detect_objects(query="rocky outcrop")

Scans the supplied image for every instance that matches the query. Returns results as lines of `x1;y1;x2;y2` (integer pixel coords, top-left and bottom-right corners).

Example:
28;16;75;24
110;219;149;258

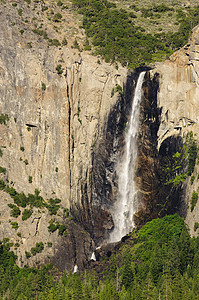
134;25;199;234
0;0;128;269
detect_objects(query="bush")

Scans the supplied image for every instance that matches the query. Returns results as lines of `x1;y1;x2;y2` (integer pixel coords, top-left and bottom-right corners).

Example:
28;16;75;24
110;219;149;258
57;0;63;6
62;38;68;46
58;224;66;235
0;114;9;125
41;82;46;91
116;84;122;94
48;222;58;233
0;166;6;174
0;149;2;157
22;209;33;221
53;13;62;22
191;191;198;212
20;146;25;152
24;159;28;165
32;29;48;39
48;39;61;47
29;176;32;183
25;251;31;258
11;222;19;230
31;242;44;256
18;9;23;16
56;64;63;76
0;180;5;190
8;204;21;218
191;175;195;185
194;222;199;231
46;198;61;215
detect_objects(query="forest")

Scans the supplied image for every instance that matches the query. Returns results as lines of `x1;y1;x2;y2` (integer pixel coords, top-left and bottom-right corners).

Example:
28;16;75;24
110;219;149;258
0;214;199;299
72;0;199;68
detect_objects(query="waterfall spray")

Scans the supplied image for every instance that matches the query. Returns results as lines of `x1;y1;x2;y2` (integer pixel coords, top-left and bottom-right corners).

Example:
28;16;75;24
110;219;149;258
109;71;146;243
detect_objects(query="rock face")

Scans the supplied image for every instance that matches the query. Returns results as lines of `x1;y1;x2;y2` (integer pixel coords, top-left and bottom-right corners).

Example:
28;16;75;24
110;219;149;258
0;0;128;270
134;25;199;235
1;1;199;272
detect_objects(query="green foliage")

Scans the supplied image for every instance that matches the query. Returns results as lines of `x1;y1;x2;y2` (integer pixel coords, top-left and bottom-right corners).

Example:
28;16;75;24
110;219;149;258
111;88;114;97
8;204;21;218
42;6;48;11
0;149;2;157
56;64;63;76
25;251;31;258
20;146;25;151
30;242;44;256
55;167;58;172
58;224;66;235
28;176;32;183
48;38;61;46
191;175;195;185
1;214;199;299
116;84;122;94
41;82;46;91
48;220;66;235
11;222;19;230
161;147;187;186
22;209;33;221
0;114;9;125
18;8;23;16
46;198;61;215
12;3;17;7
73;38;80;51
62;37;68;46
53;12;62;22
4;185;45;208
47;242;52;247
57;0;63;6
32;28;48;39
194;222;199;231
137;214;185;243
191;191;198;212
71;0;199;67
24;159;28;165
48;222;58;233
0;180;5;190
0;166;6;174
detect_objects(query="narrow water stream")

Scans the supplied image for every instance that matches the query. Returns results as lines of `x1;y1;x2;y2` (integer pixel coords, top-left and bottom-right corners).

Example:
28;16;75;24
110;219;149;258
109;71;146;243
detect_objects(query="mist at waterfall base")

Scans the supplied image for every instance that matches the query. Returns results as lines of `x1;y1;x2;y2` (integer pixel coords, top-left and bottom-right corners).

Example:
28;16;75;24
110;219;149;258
109;72;146;243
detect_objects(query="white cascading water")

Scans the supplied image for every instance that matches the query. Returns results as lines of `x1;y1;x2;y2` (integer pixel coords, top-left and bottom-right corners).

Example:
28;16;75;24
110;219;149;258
109;71;146;243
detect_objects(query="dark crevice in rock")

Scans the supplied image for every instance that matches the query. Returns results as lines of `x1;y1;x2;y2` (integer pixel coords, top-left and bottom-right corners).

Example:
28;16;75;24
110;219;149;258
31;217;41;236
67;83;72;192
25;123;37;128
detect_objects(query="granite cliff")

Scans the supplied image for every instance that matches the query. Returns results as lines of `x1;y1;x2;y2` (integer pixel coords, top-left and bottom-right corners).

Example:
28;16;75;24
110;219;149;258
1;0;199;272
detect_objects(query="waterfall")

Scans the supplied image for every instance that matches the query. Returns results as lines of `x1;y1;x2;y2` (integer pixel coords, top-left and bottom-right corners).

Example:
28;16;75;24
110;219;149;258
109;71;146;243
